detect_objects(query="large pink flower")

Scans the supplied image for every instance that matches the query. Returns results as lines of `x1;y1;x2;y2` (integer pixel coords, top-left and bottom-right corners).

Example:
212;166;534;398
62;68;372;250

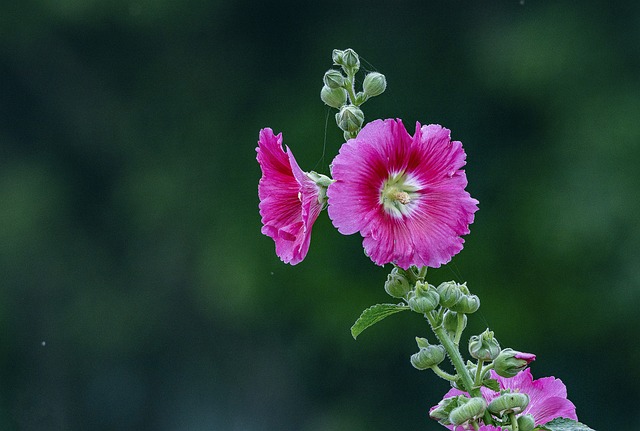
327;119;478;269
257;128;323;265
432;369;578;430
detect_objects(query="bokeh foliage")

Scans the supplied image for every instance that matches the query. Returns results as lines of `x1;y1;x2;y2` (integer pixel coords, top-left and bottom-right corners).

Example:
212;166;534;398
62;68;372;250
1;1;638;430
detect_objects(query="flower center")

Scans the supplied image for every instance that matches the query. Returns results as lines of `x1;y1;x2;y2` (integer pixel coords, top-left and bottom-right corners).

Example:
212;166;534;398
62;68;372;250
379;172;420;218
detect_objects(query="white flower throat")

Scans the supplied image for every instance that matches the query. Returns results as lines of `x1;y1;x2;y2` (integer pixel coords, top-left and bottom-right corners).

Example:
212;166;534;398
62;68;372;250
379;172;420;218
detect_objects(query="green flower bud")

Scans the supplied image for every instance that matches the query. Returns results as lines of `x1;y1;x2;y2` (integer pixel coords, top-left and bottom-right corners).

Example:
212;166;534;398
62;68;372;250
323;69;345;89
407;281;439;313
363;72;387;97
493;348;536;378
443;310;466;335
468;329;501;361
384;267;413;298
449;397;487;426
430;396;461;425
332;49;344;65
321;85;347;109
458;282;471;295
410;338;445;370
335;105;364;133
341;48;360;72
437;281;462;308
487;391;529;416
517;414;536;431
450;294;480;314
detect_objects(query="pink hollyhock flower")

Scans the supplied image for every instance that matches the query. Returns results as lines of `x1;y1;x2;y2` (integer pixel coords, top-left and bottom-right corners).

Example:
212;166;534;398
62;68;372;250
327;119;478;269
256;128;324;265
431;369;578;430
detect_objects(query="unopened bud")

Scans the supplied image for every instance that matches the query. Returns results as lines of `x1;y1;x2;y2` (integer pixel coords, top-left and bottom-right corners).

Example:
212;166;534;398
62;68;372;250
335;105;364;133
449;397;487;426
518;414;536;431
443;310;466;335
494;348;536;378
450;293;480;314
321;85;347;109
407;281;439;313
363;72;387;97
410;338;445;370
332;49;344;65
323;69;345;89
487;391;529;416
468;329;501;361
341;48;360;72
437;281;462;308
384;267;412;298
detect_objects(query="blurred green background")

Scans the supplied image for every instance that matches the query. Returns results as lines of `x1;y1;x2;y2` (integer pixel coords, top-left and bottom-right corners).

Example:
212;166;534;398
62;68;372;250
1;1;639;430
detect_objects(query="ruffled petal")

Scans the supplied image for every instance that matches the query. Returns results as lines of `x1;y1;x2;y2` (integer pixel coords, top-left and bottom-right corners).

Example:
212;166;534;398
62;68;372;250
327;119;478;269
257;128;321;265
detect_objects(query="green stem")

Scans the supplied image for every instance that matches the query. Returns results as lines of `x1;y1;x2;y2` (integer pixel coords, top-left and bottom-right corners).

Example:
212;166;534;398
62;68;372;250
426;312;475;393
344;74;358;105
509;412;519;431
454;312;465;346
482;362;494;376
417;266;428;280
474;360;485;386
426;311;495;426
430;365;457;382
471;420;480;431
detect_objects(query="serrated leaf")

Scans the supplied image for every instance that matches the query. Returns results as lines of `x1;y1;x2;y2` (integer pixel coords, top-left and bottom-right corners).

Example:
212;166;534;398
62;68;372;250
350;303;409;339
482;378;500;392
536;417;596;431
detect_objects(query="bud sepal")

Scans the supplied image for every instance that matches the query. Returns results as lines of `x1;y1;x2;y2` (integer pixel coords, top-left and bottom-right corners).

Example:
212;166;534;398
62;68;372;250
407;281;439;314
493;348;536;378
410;337;446;370
468;329;501;361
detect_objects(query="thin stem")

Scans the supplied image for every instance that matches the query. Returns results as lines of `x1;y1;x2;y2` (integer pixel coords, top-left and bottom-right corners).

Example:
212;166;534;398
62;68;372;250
508;412;519;431
426;312;475;393
454;312;465;346
471;420;480;431
430;365;457;382
481;362;494;376
417;266;428;280
474;360;485;386
344;73;358;105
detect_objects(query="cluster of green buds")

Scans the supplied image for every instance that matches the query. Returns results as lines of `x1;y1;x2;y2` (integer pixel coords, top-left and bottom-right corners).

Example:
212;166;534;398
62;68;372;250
320;48;387;141
377;265;537;429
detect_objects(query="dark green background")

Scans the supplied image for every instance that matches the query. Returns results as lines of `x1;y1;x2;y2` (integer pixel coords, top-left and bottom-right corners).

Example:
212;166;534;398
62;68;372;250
1;1;638;430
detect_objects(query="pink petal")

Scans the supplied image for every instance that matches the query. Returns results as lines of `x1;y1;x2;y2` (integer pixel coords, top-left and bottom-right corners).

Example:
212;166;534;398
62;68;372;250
328;119;478;269
257;128;322;265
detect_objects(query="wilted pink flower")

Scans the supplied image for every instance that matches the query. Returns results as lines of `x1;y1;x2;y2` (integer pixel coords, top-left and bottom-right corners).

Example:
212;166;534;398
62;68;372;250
257;128;323;265
432;369;578;430
327;119;478;269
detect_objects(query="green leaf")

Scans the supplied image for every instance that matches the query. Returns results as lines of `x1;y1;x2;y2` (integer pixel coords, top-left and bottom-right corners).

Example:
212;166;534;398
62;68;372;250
350;303;409;339
482;378;500;392
536;417;596;431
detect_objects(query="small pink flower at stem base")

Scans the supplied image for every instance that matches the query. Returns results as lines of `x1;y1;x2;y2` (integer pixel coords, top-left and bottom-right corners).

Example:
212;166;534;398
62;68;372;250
327;119;479;269
431;369;578;430
256;128;323;265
